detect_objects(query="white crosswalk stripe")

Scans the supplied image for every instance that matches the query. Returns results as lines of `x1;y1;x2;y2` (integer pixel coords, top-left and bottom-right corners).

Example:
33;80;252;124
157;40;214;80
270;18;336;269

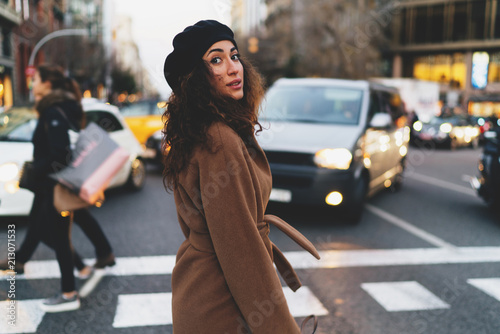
111;287;328;329
361;281;450;312
11;246;500;281
467;278;500;302
3;250;500;333
0;299;45;334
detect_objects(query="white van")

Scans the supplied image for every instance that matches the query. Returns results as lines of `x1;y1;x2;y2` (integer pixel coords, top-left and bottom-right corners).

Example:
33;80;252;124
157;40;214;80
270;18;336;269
258;78;410;222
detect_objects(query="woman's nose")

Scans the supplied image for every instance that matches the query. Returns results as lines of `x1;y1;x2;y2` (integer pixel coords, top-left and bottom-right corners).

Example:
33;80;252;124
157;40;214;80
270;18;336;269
227;60;238;75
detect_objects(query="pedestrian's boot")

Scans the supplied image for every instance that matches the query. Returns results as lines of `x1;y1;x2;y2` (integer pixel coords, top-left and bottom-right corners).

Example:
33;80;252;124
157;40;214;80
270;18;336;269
94;253;116;269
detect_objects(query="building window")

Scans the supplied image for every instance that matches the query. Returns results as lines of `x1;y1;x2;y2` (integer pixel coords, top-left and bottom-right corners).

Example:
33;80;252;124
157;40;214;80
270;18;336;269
414;7;427;44
452;2;468;41
2;29;11;57
470;1;486;40
413;53;465;88
429;5;445;43
488;52;500;83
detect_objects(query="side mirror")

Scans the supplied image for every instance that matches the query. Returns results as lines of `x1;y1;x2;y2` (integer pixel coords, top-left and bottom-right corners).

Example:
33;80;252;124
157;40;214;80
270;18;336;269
369;113;392;128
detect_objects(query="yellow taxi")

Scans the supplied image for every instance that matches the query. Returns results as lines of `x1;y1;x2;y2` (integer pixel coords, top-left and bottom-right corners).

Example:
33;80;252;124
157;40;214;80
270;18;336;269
119;100;166;144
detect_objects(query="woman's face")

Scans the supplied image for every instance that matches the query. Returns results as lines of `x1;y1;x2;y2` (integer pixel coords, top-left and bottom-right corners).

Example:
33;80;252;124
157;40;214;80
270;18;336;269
32;71;52;102
203;40;244;100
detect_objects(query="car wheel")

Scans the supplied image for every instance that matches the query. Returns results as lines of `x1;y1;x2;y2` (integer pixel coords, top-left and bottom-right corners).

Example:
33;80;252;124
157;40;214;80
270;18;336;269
449;137;457;150
344;175;368;223
126;157;146;191
391;159;405;192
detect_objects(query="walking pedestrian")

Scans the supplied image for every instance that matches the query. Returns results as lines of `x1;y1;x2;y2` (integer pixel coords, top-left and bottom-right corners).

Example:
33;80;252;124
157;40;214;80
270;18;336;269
21;64;113;312
162;20;320;333
0;208;116;276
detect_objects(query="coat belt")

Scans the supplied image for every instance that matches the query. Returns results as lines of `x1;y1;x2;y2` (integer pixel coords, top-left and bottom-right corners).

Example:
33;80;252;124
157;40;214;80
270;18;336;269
187;214;320;292
264;214;320;292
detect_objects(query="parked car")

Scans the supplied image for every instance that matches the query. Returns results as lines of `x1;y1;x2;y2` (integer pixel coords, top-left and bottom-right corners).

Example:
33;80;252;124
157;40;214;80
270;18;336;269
119;100;166;145
144;129;165;166
471;128;500;211
412;107;480;149
257;78;410;222
0;98;146;216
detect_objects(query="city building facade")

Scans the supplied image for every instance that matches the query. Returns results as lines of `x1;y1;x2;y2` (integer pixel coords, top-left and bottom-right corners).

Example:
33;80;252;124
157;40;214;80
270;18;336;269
389;0;500;112
0;0;21;109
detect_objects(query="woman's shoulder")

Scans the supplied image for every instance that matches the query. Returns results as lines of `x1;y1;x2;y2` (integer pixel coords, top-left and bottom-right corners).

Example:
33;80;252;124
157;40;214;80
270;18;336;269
207;122;240;141
194;122;244;160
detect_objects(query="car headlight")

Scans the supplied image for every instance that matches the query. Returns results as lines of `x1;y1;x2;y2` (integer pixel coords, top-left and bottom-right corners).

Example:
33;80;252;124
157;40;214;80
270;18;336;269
439;123;452;133
0;162;20;182
413;121;422;132
314;148;352;170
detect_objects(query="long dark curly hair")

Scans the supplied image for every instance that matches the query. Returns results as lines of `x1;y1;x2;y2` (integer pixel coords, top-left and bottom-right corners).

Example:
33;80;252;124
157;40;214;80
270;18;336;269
162;56;265;190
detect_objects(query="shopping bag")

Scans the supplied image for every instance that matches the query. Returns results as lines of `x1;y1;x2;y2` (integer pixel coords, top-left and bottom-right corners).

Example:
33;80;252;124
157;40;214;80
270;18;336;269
50;122;129;206
53;183;104;213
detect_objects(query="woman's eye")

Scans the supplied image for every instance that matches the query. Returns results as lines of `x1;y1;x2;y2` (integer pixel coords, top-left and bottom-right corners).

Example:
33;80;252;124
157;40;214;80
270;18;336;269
231;53;241;61
211;57;222;64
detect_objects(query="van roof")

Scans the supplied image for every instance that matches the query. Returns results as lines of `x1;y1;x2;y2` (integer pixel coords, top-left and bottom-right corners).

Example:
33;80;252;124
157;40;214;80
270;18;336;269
272;77;397;93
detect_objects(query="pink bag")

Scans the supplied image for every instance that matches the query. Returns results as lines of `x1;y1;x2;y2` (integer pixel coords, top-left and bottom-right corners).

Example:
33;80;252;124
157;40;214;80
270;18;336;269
50;122;129;205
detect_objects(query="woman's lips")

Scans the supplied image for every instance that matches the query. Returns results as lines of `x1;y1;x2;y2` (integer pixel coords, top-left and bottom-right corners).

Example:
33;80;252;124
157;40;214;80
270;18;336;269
227;79;242;90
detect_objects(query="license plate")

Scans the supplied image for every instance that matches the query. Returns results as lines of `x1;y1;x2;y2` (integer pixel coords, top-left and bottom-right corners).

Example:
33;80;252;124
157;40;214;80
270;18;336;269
419;133;432;140
269;188;292;203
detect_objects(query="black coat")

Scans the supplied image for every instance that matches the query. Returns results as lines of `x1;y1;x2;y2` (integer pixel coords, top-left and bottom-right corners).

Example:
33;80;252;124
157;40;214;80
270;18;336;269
32;90;83;192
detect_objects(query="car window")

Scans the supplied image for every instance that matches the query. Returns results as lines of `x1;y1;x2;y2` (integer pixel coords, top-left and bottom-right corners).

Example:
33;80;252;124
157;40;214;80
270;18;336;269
120;101;164;117
367;91;383;122
85;111;123;133
261;86;363;125
0;119;37;142
0;109;37;142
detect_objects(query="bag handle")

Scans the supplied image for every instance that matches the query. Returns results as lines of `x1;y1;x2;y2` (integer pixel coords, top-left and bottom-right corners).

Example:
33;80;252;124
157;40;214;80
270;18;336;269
301;314;318;334
54;107;79;132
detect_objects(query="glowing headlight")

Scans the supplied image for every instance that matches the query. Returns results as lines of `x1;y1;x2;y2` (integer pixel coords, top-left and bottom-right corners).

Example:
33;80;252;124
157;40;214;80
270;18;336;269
0;163;19;182
413;121;423;132
439;123;452;133
314;148;352;170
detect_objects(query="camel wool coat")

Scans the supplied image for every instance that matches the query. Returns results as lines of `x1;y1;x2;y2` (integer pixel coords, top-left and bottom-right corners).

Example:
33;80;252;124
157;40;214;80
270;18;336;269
171;122;320;334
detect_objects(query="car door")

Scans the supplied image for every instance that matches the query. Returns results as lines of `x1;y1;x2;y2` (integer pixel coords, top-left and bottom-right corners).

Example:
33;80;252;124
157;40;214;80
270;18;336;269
378;90;406;181
363;90;388;190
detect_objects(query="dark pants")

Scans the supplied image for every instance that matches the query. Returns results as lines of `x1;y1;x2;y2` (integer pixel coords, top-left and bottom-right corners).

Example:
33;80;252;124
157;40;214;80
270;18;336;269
17;191;113;292
21;189;76;292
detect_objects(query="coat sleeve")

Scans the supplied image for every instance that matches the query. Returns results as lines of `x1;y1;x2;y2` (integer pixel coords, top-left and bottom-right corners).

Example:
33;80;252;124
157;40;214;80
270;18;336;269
197;124;301;333
33;108;72;178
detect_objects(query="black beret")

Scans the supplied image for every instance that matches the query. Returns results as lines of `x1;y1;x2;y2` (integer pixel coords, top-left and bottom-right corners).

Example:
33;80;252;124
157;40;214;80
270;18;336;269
164;20;238;92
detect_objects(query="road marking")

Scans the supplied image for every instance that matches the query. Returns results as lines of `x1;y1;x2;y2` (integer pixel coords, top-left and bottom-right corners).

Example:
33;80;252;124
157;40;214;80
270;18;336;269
79;268;106;298
113;293;172;328
7;247;500;280
112;287;328;328
406;173;476;197
467;278;500;302
361;281;450;312
0;299;44;333
285;247;500;269
11;255;176;280
284;286;329;318
365;204;457;250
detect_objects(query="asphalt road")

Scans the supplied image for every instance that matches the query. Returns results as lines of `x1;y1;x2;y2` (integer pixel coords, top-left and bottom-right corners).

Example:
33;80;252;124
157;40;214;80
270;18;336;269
1;146;500;334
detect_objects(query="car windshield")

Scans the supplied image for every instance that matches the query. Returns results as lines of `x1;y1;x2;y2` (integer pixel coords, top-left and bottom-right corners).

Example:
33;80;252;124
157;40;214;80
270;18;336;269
120;101;165;117
0;108;37;142
260;85;363;125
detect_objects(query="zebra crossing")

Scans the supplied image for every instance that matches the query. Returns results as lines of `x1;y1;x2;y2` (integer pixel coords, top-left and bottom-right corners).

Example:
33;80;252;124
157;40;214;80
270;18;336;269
2;248;500;333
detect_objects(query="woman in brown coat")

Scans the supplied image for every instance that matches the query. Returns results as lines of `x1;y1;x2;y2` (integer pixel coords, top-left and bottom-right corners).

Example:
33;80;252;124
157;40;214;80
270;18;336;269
162;20;320;333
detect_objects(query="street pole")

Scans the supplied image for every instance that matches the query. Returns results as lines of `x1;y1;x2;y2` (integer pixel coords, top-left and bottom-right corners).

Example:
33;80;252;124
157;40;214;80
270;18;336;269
28;29;89;66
